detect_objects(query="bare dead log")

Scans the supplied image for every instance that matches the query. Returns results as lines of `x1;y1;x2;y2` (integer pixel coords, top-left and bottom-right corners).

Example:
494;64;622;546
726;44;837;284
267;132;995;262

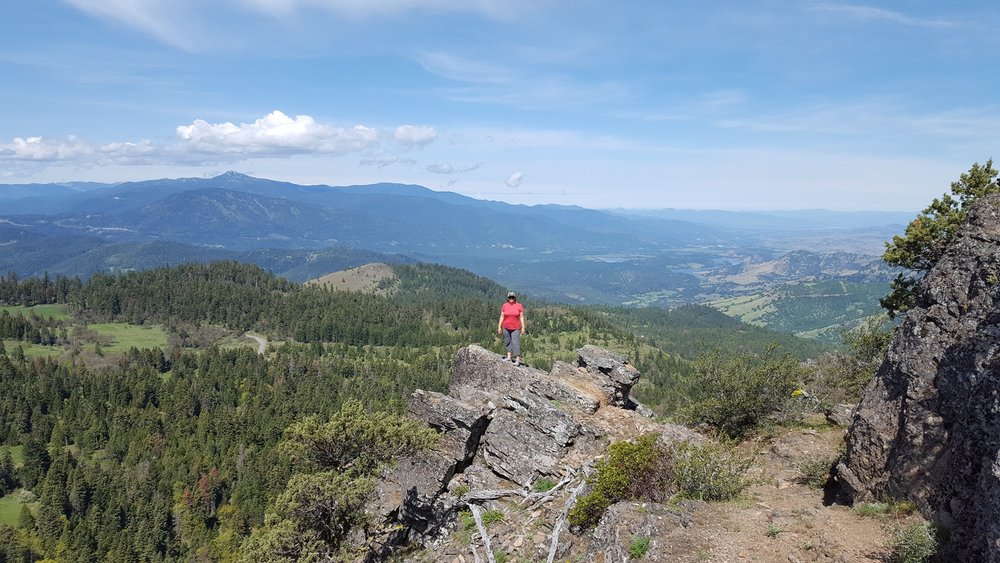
468;503;496;563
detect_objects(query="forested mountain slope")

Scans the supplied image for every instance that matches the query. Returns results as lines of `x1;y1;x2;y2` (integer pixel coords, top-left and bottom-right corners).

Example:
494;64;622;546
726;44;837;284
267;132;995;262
0;261;831;560
0;173;899;338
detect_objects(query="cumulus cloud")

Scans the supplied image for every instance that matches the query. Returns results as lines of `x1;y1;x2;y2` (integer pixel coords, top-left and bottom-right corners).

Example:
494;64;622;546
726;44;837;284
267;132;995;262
394;125;437;149
177;110;378;156
426;162;481;174
505;171;524;188
1;111;426;167
0;135;157;164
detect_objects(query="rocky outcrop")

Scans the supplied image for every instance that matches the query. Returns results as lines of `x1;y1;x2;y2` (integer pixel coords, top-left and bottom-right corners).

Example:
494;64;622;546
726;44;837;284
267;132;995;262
368;344;701;554
587;500;705;562
837;194;1000;560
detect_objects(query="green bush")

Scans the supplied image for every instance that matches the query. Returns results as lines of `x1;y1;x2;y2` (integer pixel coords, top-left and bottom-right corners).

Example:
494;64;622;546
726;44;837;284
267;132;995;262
670;441;753;502
460;510;476;531
568;434;671;528
854;499;918;518
796;456;837;489
886;522;937;563
532;478;556;493
568;434;753;528
809;315;893;404
682;346;805;440
481;509;504;526
629;536;650;559
854;502;889;517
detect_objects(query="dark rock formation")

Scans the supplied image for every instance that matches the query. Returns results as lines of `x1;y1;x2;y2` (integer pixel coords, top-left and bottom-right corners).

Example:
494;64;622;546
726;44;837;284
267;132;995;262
368;344;701;553
837;194;1000;560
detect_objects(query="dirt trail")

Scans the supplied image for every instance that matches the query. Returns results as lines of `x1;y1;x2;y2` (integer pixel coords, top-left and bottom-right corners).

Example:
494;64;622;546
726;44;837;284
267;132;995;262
689;425;908;562
246;333;267;354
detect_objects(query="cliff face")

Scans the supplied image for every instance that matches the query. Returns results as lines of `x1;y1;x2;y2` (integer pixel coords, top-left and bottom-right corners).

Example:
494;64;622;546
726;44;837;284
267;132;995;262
838;194;1000;560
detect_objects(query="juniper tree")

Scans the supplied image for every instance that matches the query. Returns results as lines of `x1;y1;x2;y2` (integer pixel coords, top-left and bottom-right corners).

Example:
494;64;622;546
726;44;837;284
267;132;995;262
882;159;999;316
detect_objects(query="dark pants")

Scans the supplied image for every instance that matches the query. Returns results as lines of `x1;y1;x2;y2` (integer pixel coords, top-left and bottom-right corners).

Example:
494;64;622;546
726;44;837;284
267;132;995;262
503;328;521;356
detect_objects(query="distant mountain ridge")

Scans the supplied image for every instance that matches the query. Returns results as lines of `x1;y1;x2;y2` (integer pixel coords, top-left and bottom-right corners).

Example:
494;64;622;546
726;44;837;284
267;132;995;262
0;172;905;337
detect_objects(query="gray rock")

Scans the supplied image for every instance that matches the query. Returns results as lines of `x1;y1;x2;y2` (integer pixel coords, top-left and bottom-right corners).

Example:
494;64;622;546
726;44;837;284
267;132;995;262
576;344;641;407
838;193;1000;561
587;501;706;562
367;342;702;557
481;406;578;486
824;403;855;426
409;390;492;464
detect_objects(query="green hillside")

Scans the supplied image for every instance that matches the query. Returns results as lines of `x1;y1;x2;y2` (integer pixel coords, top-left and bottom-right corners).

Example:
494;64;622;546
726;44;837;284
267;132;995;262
709;280;888;340
0;261;835;561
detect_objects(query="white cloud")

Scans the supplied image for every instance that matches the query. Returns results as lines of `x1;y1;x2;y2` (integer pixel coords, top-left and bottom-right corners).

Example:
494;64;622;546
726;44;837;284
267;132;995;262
809;3;957;29
360;155;416;168
243;0;529;19
0;135;157;164
176;110;378;156
65;0;204;51
415;51;629;110
1;111;414;166
715;99;1000;142
505;171;524;188
426;162;481;174
65;0;539;51
1;136;92;161
394;125;437;148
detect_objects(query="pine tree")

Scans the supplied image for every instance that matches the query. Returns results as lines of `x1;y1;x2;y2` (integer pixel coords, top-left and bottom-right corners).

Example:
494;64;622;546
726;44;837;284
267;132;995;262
882;159;1000;316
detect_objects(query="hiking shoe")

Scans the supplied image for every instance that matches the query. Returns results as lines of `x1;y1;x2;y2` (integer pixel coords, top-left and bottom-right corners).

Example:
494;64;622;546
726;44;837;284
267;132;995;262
501;357;511;362
514;360;521;367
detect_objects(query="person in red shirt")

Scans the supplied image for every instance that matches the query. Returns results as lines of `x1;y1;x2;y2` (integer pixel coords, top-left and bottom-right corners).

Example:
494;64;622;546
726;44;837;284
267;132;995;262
497;291;527;366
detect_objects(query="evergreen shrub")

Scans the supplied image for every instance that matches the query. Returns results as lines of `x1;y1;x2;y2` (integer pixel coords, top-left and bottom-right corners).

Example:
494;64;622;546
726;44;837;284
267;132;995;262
568;434;752;528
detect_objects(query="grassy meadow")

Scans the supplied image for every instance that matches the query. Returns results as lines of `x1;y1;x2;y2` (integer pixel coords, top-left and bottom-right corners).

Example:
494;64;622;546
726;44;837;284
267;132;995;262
88;323;168;353
0;304;69;320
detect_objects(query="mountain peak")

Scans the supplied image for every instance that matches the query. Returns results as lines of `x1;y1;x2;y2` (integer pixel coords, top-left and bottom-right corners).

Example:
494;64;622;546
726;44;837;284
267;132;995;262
216;171;253;181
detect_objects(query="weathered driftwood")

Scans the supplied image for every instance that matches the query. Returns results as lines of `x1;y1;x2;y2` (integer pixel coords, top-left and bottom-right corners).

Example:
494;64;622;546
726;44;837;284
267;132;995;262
547;478;588;563
524;475;572;509
468;503;496;563
460;488;526;503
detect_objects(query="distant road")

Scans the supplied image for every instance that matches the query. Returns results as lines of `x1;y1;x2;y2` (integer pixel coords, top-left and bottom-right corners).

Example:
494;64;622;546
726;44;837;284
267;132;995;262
246;333;267;355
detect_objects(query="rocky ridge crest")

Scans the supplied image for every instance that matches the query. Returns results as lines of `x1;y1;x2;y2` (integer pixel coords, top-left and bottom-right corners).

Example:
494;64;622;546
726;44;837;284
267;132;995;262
365;344;702;560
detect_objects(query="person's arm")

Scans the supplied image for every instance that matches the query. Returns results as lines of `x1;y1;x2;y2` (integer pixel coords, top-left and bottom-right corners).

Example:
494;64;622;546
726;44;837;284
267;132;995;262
519;310;527;334
498;310;504;334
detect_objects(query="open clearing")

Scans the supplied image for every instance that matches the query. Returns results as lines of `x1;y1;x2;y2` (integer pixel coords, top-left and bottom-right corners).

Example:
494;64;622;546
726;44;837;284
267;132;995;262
0;445;24;467
0;494;38;528
1;340;63;359
0;304;69;320
89;323;168;353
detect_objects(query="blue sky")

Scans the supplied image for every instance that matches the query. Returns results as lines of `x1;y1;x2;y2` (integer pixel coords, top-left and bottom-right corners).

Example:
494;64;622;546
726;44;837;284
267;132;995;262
1;1;998;210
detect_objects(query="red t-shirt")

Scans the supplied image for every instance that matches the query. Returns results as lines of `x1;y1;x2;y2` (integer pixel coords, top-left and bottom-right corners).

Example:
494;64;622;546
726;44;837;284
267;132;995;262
501;302;524;330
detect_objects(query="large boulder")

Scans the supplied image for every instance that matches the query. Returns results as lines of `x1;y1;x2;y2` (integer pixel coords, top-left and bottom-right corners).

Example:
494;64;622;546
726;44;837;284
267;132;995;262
837;194;1000;560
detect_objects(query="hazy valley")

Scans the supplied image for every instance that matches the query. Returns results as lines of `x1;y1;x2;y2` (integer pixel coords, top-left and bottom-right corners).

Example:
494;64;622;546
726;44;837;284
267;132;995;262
0;172;905;339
